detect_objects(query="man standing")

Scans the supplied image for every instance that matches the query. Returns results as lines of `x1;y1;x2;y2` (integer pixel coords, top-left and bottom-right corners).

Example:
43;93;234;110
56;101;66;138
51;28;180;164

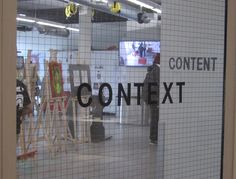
138;42;144;57
143;53;160;145
16;80;32;139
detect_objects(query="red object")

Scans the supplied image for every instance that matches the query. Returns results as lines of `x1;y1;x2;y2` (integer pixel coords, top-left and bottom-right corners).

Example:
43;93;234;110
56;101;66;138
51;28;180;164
17;150;37;160
138;57;147;64
43;91;70;112
49;62;64;98
49;92;70;111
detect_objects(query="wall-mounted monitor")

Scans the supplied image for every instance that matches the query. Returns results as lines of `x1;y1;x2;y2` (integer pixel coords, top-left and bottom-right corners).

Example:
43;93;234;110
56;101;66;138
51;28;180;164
119;41;160;66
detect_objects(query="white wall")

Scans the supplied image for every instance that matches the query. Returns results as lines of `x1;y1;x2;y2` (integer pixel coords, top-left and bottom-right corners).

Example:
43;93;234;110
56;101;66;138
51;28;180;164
17;30;79;57
92;22;126;50
92;21;161;49
125;19;161;41
17;30;79;83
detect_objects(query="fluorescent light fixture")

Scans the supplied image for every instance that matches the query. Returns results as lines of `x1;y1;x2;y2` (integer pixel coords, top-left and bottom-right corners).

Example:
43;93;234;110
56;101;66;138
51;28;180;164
153;8;162;14
18;14;26;17
127;0;153;9
16;17;36;23
37;21;66;29
127;0;162;14
64;0;80;6
66;27;80;32
96;0;108;3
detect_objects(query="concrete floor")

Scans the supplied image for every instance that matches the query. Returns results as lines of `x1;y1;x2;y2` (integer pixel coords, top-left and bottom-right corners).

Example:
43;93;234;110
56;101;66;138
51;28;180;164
17;121;164;179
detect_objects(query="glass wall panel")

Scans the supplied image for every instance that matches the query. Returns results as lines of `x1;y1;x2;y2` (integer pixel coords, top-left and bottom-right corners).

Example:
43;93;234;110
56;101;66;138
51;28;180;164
15;0;225;179
160;0;225;178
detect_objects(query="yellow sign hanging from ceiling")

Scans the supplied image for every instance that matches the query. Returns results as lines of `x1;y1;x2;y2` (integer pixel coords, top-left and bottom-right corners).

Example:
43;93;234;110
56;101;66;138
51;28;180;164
65;3;78;18
110;1;121;14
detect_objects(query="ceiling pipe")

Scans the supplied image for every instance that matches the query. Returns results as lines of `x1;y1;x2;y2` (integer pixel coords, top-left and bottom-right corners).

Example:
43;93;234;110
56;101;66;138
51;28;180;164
70;0;143;21
18;0;160;22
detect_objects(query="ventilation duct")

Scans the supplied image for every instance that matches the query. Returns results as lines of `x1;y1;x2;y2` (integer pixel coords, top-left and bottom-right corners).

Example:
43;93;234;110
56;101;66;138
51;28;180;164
72;0;139;21
37;25;70;37
17;25;33;32
18;0;160;22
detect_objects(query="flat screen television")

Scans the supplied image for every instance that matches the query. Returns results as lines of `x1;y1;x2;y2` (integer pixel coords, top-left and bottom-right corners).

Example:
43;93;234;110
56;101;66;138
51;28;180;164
119;41;160;66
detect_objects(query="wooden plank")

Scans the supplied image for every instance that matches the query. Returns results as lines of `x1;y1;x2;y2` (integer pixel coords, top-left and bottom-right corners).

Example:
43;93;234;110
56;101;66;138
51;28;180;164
1;0;16;179
223;0;236;178
230;0;236;177
0;0;3;177
17;150;37;160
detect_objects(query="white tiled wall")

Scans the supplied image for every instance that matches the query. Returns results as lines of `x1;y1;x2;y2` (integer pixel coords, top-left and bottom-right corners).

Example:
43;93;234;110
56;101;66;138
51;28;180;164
160;0;225;178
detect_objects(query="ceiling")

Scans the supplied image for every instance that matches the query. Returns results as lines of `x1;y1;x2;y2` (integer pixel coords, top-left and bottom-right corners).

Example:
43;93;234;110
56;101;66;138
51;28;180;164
17;0;161;10
17;0;161;24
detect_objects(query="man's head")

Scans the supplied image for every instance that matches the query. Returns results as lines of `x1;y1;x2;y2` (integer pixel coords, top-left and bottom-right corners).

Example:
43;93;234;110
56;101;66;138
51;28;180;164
153;53;160;65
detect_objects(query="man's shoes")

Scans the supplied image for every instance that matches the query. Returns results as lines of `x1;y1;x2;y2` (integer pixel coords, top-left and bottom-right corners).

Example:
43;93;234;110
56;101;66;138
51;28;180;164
149;140;157;145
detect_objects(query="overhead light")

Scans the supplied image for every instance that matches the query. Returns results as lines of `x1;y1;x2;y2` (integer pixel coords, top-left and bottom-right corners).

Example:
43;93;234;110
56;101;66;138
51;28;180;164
127;0;153;9
16;17;36;23
96;0;108;3
66;27;80;32
153;8;161;14
64;0;80;6
17;15;80;32
127;0;162;14
18;14;26;17
37;21;66;29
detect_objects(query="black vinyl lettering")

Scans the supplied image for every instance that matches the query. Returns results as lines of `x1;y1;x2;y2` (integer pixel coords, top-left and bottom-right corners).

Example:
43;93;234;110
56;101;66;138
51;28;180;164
118;83;131;106
162;82;173;104
183;57;190;70
176;57;182;69
211;57;217;71
191;57;196;70
77;83;92;107
148;82;158;105
203;57;210;71
176;82;185;103
98;83;112;107
169;58;175;70
197;57;203;70
134;83;144;105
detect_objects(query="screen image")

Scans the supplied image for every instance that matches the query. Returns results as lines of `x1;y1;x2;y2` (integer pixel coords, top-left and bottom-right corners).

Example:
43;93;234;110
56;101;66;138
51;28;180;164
119;41;160;66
